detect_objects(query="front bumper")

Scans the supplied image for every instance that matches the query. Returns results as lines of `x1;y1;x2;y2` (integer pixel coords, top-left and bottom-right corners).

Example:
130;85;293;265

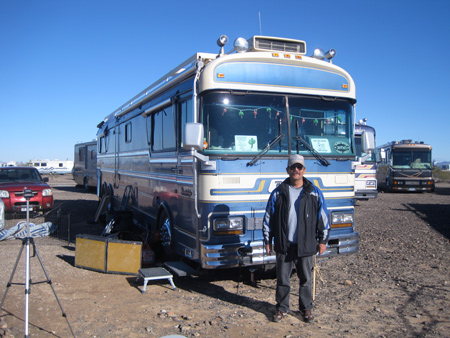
392;185;434;192
201;241;273;269
200;231;360;269
355;189;378;200
2;197;54;213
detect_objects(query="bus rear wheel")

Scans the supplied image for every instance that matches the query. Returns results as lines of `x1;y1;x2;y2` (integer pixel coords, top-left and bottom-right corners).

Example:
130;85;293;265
158;211;177;260
84;177;90;192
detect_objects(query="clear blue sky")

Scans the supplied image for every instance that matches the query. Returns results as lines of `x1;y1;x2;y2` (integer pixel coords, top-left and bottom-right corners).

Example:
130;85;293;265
1;0;449;163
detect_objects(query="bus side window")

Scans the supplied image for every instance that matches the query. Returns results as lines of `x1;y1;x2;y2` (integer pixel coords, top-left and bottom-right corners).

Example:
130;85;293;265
152;105;176;152
153;111;163;151
179;98;192;149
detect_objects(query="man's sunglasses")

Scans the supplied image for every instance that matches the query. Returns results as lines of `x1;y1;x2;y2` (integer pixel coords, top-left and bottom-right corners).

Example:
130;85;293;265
289;164;304;171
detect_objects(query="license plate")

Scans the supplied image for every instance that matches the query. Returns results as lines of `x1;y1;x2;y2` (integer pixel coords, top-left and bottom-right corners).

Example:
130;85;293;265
408;188;416;191
21;207;33;212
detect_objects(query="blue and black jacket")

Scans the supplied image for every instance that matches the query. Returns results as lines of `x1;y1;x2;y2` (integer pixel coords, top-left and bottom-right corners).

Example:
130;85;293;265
263;177;330;257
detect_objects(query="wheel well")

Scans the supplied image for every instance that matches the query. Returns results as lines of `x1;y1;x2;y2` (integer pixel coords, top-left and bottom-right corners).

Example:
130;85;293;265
157;202;174;228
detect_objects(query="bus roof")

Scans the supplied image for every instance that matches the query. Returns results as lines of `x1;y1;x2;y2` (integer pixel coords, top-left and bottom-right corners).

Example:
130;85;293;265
98;35;356;128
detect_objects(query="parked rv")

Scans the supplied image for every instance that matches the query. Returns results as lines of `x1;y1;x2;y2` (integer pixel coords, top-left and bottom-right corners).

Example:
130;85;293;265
376;140;434;192
96;35;370;270
32;160;74;175
73;141;98;191
352;121;377;200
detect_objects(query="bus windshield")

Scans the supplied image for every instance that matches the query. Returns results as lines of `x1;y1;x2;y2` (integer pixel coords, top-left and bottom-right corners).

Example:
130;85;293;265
201;92;354;157
392;149;432;169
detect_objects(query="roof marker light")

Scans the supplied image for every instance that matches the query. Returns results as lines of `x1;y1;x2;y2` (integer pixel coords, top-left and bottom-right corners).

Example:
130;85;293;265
311;48;325;60
234;37;249;53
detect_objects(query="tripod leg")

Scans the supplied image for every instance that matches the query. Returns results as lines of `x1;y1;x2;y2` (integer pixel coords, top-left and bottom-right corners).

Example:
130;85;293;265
31;240;76;337
0;240;26;309
25;238;31;337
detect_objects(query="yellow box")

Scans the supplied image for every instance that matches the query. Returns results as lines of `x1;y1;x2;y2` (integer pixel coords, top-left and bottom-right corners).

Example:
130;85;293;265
75;235;142;275
75;235;107;272
106;239;141;275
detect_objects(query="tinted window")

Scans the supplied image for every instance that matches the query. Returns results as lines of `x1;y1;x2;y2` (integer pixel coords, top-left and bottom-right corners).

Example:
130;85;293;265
152;106;175;151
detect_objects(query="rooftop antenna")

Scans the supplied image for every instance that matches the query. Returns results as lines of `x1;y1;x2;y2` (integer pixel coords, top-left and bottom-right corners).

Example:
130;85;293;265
259;12;262;35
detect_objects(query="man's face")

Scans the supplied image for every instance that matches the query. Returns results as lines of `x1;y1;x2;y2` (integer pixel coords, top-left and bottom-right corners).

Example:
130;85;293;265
286;163;306;180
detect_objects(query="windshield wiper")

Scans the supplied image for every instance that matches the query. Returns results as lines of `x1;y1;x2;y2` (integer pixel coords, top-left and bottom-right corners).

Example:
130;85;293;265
294;120;330;167
247;118;284;167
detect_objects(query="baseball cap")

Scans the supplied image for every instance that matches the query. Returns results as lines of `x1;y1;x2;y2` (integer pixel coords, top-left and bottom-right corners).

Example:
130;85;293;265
287;154;305;168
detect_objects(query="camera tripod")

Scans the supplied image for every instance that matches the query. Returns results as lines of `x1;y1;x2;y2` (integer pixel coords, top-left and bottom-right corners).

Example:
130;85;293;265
0;188;75;337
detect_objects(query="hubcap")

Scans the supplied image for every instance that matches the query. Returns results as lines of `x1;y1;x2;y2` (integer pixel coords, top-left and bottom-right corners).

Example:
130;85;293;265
160;218;171;247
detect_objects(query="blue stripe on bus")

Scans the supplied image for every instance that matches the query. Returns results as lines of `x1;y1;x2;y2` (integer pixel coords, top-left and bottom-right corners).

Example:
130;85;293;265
199;197;354;210
209;177;353;195
214;62;349;92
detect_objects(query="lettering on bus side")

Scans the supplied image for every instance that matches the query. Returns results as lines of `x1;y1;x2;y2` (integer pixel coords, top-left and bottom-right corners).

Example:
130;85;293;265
181;187;193;197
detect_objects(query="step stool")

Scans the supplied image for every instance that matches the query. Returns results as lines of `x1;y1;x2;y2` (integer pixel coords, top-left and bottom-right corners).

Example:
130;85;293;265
136;267;176;293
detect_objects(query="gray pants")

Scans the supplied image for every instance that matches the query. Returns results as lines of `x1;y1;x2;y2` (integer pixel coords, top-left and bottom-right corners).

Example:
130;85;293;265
275;246;314;313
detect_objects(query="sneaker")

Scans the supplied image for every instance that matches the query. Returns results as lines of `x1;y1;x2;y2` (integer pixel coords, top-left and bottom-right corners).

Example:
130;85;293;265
302;309;314;323
272;310;287;322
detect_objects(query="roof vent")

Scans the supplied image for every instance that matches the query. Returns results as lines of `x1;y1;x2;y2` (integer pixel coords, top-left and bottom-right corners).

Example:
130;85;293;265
248;36;306;54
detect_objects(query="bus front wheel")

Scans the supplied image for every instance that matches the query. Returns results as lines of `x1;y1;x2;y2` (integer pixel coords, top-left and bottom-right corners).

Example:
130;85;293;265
386;179;392;192
158;211;176;259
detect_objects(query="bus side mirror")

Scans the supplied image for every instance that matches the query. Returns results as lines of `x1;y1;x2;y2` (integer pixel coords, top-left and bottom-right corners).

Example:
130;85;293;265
183;123;204;151
362;130;375;153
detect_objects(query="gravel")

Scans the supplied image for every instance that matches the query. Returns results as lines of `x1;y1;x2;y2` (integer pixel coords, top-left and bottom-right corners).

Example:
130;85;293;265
0;176;449;338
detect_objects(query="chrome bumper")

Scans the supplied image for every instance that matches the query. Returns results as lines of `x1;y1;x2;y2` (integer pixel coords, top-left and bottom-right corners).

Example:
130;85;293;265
355;190;378;200
200;231;359;269
201;241;275;269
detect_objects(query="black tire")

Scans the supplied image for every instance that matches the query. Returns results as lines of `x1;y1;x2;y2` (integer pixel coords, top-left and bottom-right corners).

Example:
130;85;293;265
158;210;177;260
101;182;108;198
386;179;392;192
84;177;90;192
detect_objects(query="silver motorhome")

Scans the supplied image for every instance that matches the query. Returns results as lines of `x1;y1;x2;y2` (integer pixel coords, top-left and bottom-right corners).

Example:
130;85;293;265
352;121;377;200
73;141;97;191
96;35;367;269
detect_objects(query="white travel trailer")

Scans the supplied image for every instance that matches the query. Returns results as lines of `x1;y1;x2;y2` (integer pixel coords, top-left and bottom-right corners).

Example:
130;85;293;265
32;160;74;174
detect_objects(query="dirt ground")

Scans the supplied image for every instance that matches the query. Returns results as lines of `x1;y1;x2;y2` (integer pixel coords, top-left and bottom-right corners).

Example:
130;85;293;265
0;175;449;338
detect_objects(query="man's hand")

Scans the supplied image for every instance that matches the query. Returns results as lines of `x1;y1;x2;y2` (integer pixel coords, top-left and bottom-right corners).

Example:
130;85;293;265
318;243;327;255
265;243;273;255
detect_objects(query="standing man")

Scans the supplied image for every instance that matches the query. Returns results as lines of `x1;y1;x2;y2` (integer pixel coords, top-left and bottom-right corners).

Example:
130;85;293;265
263;154;329;323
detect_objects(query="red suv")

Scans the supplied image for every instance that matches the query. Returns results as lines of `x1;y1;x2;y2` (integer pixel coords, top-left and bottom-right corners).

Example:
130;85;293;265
0;167;54;213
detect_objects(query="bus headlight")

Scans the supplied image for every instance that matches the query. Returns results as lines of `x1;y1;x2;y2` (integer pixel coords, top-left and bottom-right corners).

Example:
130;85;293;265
331;212;353;228
213;216;244;236
0;190;9;198
42;189;53;197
